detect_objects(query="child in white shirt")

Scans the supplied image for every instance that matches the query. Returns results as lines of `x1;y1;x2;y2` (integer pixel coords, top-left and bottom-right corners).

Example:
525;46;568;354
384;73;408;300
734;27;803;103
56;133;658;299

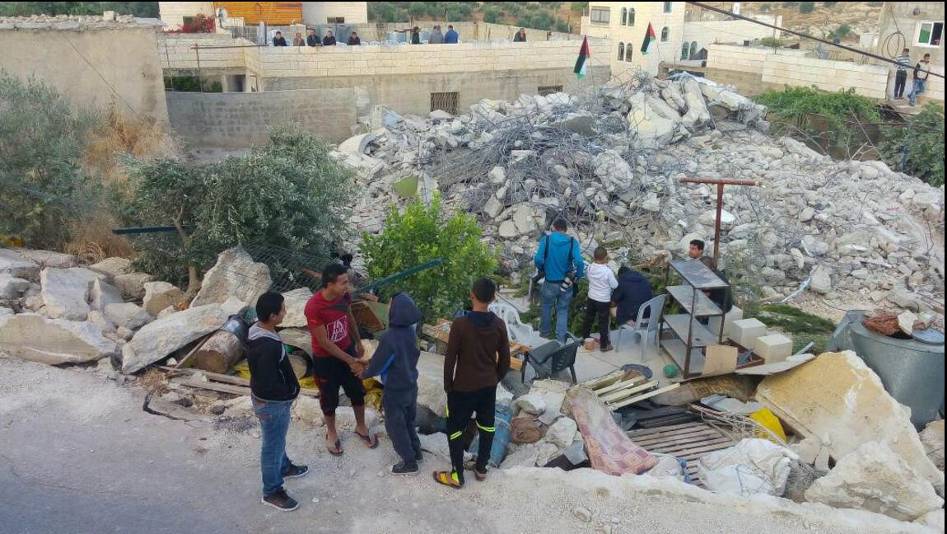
581;246;618;351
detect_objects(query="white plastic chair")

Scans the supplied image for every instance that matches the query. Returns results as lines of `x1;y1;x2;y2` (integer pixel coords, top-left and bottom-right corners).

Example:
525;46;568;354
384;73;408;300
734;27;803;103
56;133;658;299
488;301;547;348
614;294;668;361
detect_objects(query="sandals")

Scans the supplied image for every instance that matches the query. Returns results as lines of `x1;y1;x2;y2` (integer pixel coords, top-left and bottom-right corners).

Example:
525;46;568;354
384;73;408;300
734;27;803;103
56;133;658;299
326;432;343;456
433;470;464;489
354;429;379;449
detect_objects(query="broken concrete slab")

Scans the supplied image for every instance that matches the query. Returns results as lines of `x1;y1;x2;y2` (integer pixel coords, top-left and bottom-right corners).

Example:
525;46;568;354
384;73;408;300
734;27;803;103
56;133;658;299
0;249;40;279
40;267;104;320
121;303;231;374
190;247;271;308
0;274;31;299
14;249;76;268
0;313;118;365
757;351;945;494
545;416;577;449
754;333;792;363
804;441;943;521
919;419;944;471
103;302;152;331
280;287;312;329
90;278;124;312
113;272;153;300
416;351;447;416
142;281;184;316
810;265;833;294
88;257;132;280
514;393;546;416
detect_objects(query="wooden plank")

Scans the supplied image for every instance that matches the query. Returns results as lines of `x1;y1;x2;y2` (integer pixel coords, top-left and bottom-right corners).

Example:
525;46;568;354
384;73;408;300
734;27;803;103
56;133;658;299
654;439;735;457
580;369;626;390
594;375;648;396
633;429;728;446
175;333;213;369
629;424;717;439
627;422;706;438
609;383;681;409
181;379;251;396
600;381;657;403
637;433;731;450
169;367;319;398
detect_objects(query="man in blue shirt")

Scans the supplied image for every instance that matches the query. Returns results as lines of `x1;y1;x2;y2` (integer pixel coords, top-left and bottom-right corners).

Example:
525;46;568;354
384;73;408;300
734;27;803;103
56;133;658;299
444;25;459;44
533;218;585;342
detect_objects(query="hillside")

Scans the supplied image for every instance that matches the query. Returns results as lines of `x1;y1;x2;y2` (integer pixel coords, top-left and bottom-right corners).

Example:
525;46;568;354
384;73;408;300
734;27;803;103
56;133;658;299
692;2;883;43
368;2;584;33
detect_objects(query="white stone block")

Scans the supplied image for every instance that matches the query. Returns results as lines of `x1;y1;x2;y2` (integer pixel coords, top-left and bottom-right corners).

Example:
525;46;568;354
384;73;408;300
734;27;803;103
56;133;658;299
707;305;744;339
755;333;792;363
729;318;767;350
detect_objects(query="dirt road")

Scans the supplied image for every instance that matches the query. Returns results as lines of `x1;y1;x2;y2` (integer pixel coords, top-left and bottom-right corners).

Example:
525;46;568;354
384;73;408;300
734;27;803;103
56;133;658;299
0;356;930;534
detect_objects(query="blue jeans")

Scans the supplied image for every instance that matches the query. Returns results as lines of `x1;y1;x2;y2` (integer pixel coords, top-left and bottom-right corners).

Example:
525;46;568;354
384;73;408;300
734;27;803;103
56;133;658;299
909;78;926;105
540;281;573;342
252;396;294;496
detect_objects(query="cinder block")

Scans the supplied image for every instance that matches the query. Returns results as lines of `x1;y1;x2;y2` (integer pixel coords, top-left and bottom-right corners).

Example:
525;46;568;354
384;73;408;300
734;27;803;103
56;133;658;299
708;305;744;340
729;318;767;350
755;333;793;363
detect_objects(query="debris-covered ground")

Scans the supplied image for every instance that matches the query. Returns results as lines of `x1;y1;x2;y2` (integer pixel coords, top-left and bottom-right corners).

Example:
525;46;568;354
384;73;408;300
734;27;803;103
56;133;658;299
0;356;937;534
339;73;944;317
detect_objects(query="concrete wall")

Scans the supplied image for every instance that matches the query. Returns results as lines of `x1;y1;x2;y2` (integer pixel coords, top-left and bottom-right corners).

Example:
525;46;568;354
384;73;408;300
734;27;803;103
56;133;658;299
165;88;359;147
582;1;687;77
704;44;890;99
0;26;169;124
877;2;945;68
158;1;213;28
682;15;782;58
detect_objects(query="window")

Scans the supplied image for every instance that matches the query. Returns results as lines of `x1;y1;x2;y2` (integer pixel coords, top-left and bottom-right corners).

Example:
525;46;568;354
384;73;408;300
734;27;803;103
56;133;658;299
431;92;459;115
590;7;610;24
628;8;635;26
618;42;625;61
621;7;627;26
916;21;943;46
681;42;689;60
625;47;633;62
690;41;698;59
538;85;563;96
661;26;670;42
182;16;194;26
664;2;673;13
327;17;345;23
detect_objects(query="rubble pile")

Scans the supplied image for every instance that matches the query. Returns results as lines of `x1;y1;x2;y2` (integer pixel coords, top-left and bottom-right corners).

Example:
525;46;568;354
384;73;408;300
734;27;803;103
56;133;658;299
339;74;944;312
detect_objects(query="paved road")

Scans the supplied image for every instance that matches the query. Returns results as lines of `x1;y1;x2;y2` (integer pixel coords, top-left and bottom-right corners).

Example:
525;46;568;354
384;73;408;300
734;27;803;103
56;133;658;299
0;357;927;534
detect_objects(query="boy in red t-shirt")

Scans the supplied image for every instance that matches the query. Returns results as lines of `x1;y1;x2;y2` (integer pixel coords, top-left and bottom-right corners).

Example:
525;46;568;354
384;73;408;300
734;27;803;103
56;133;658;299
305;263;377;455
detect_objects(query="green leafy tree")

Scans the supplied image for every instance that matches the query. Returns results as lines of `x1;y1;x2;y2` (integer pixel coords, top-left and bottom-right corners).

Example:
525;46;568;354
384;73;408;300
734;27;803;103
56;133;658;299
0;72;100;248
361;194;498;321
483;6;501;23
799;2;815;13
129;129;354;292
880;104;945;187
0;2;158;17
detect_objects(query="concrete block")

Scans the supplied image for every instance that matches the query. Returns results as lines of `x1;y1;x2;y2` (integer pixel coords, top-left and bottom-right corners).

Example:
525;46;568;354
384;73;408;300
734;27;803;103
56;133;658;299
755;333;793;363
707;305;744;340
729;318;767;350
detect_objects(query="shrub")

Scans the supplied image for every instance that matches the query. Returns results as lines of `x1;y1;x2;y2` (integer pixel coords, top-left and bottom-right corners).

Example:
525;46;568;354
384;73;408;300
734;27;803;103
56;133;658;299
361;194;498;321
0;72;100;248
128;129;354;291
880;104;945;187
760;36;784;48
483;7;501;23
799;2;815;13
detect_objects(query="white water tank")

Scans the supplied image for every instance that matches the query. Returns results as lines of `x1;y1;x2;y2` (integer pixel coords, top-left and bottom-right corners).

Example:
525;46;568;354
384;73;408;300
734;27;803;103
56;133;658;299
302;2;368;25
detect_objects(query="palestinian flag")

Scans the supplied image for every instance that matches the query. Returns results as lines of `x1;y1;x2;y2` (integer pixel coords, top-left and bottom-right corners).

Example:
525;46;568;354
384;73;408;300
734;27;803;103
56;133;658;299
574;36;590;79
641;23;656;54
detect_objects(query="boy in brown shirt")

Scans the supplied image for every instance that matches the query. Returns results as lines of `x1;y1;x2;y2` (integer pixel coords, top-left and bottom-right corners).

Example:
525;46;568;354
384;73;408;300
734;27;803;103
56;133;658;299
434;278;511;488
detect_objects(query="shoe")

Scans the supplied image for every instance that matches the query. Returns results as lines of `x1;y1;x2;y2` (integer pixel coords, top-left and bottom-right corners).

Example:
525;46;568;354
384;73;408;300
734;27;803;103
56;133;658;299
600;344;614;352
415;450;424;463
391;461;420;476
433;470;464;488
474;465;488;481
262;489;299;512
282;464;309;479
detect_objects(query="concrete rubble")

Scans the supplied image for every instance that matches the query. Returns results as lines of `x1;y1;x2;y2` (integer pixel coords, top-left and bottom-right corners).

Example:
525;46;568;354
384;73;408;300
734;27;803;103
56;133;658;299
40;267;105;320
698;438;798;497
804;441;944;521
0;313;117;365
280;287;313;329
339;73;943;315
142;281;184;316
919;419;945;471
190;246;272;308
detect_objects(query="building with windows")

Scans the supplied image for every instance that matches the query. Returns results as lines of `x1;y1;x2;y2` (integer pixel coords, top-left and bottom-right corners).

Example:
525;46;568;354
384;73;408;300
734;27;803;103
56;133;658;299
157;2;368;29
580;2;686;77
876;2;943;102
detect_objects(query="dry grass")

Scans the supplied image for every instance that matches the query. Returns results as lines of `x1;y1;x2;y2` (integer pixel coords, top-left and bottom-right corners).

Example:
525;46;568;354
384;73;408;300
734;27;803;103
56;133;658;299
83;106;176;185
138;368;170;396
64;214;135;264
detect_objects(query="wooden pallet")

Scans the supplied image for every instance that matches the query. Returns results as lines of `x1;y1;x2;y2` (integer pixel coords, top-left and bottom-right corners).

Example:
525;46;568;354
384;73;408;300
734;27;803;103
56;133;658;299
627;421;736;487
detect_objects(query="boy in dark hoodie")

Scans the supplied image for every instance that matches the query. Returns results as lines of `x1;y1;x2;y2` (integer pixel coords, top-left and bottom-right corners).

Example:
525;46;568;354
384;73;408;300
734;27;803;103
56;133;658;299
361;292;424;476
434;278;511;488
247;292;306;512
612;265;653;326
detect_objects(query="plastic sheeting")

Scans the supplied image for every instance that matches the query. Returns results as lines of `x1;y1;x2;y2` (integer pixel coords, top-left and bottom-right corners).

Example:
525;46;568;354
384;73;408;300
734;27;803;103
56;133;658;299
698;438;798;497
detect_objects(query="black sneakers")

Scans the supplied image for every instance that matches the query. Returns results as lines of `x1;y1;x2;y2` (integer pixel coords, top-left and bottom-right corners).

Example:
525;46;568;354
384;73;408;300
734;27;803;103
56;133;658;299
391;461;420;476
282;463;309;479
474;465;488;481
262;489;299;512
415;450;424;463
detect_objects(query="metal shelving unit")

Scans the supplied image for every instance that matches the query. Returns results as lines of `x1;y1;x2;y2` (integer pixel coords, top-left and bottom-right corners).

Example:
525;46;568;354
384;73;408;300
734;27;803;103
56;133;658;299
660;259;730;379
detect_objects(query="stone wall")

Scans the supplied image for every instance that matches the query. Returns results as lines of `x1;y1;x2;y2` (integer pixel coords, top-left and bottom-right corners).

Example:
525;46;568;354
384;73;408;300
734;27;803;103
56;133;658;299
165;88;360;148
0;25;169;124
682;15;782;53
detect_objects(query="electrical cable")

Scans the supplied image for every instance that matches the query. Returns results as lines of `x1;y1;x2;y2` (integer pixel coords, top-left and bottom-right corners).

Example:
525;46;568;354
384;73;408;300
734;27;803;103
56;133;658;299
685;1;944;79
